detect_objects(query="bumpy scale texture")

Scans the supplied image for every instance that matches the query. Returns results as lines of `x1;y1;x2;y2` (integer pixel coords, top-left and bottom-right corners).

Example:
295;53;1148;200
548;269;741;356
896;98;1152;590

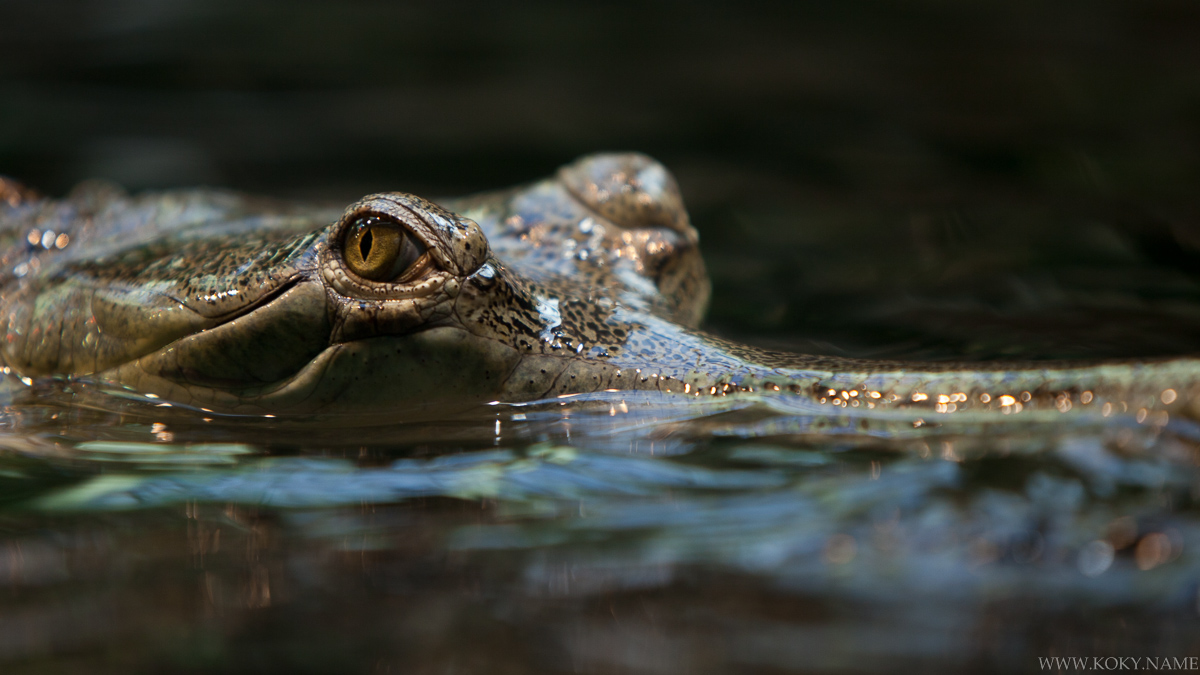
0;153;1197;423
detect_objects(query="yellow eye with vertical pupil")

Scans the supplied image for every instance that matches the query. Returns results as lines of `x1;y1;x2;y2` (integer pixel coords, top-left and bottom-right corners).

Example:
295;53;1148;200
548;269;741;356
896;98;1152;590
342;215;429;282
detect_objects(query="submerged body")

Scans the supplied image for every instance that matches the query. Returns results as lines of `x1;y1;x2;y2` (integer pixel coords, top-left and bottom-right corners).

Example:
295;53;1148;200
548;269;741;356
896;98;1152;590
0;156;1197;423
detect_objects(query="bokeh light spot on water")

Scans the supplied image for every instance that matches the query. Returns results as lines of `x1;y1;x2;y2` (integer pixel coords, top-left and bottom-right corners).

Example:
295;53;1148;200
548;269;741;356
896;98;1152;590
1135;533;1173;571
1078;540;1115;577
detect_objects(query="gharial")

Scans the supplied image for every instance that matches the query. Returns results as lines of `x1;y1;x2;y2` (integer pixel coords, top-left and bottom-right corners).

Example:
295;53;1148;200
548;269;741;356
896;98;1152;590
0;153;1197;424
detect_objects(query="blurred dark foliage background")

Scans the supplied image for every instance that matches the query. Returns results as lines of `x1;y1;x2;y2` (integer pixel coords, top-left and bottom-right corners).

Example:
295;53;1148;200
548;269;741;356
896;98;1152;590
4;0;1200;357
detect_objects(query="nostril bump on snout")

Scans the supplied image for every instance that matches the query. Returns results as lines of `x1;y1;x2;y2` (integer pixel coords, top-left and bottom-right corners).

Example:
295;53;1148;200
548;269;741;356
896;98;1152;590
559;152;694;238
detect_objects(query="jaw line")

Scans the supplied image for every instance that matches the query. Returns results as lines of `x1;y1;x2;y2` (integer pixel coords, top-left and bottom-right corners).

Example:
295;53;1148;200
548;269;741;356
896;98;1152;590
190;274;305;326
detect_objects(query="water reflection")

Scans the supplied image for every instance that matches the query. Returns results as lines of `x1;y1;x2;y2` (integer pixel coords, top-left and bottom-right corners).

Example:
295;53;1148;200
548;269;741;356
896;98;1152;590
0;310;1195;650
0;377;1195;670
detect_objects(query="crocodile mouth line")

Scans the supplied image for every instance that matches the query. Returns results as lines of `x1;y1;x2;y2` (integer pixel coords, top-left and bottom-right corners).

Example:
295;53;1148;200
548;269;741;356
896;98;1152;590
202;275;305;326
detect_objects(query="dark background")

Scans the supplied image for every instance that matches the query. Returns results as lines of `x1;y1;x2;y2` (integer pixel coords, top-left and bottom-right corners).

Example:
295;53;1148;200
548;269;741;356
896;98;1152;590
4;0;1200;357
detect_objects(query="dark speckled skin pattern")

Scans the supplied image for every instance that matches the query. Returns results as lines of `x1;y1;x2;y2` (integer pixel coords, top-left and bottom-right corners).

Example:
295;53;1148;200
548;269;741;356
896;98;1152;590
1;154;1198;422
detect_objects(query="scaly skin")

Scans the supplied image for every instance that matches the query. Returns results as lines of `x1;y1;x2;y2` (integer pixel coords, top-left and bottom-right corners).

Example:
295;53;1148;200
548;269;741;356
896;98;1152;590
0;154;1197;423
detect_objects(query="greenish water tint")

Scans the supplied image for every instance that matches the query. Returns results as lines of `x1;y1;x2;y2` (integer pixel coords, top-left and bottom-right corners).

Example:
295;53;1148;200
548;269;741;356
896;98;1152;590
1;372;1199;672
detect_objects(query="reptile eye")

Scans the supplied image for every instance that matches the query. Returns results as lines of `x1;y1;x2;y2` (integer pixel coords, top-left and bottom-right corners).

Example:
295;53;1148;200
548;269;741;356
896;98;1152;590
341;215;430;282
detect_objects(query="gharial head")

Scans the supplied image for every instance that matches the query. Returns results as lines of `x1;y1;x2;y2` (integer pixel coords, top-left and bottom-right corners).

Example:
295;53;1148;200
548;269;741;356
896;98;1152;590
0;154;709;418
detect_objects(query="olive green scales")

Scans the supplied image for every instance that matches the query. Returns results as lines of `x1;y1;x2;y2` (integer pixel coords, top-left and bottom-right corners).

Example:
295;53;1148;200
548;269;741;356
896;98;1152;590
0;154;1197;423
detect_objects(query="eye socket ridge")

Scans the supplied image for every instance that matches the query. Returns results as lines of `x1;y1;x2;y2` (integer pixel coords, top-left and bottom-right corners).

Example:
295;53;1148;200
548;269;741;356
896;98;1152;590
340;213;432;283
